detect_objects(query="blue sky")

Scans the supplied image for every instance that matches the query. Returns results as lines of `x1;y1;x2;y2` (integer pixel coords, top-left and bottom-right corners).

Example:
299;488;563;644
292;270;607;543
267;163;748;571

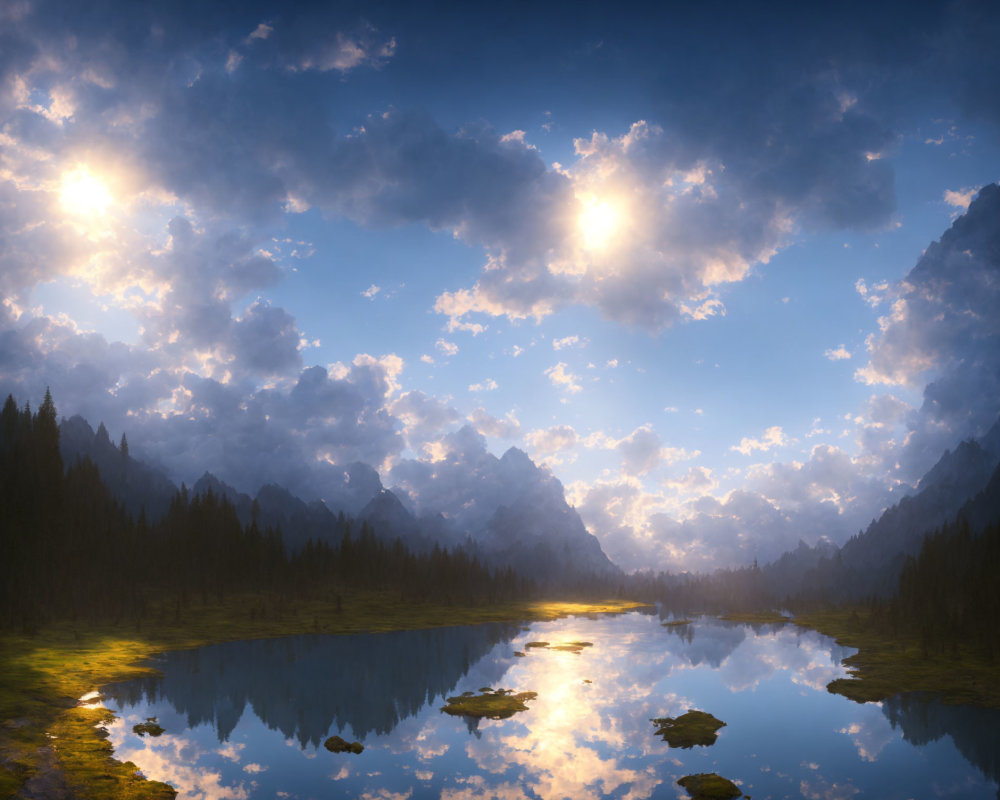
2;0;1000;571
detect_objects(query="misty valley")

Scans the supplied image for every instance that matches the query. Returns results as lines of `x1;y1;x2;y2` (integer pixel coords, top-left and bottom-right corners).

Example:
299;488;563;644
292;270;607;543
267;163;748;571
97;613;998;799
2;377;1000;799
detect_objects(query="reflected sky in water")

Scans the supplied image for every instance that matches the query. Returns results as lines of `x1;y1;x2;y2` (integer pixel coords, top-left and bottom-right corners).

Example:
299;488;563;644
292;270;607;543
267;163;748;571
98;612;999;799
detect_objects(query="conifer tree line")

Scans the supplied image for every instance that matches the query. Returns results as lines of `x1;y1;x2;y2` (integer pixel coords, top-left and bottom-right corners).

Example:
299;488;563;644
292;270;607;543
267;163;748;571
627;474;1000;659
875;517;1000;659
0;391;534;632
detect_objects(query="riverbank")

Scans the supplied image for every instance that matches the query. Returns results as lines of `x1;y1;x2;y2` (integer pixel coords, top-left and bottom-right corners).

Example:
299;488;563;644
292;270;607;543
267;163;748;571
793;608;1000;709
0;592;648;799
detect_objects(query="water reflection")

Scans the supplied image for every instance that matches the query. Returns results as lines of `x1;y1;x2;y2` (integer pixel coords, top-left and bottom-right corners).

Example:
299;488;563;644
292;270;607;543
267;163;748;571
101;613;999;800
883;693;1000;791
103;623;519;746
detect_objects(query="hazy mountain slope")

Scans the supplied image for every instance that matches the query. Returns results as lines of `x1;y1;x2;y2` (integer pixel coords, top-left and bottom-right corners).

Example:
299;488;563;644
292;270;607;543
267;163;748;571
841;423;1000;573
59;415;177;520
60;412;618;580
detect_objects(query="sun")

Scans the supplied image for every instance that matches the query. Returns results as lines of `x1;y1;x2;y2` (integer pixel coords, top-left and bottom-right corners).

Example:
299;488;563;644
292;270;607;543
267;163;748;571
59;168;113;217
578;197;621;251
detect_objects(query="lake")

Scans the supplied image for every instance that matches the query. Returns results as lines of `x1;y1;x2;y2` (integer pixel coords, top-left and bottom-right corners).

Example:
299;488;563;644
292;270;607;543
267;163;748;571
95;609;1000;799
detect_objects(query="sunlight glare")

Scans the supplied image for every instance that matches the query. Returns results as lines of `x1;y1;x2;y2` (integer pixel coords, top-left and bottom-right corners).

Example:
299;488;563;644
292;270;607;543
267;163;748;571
578;197;621;250
60;168;113;217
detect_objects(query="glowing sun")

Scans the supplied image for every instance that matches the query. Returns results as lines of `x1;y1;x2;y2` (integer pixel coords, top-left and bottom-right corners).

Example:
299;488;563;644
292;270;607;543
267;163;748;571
578;197;621;250
60;168;113;217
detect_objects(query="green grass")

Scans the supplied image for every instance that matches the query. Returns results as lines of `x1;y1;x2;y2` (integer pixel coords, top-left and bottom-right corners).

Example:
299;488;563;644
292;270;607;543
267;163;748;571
651;709;727;748
440;688;538;719
521;640;593;653
0;592;647;799
718;611;791;625
794;608;1000;708
677;772;743;799
323;735;364;754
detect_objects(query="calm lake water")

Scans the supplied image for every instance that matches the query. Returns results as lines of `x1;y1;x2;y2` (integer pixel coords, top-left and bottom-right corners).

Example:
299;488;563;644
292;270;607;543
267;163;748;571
96;610;1000;799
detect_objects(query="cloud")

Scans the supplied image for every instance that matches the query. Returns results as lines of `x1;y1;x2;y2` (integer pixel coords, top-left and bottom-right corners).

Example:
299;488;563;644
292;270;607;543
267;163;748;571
552;335;585;350
467;407;522;440
943;187;978;209
854;184;1000;478
544;362;582;394
435;339;459;357
525;425;578;456
824;345;852;361
362;284;381;298
468;378;498;392
664;466;716;494
390;390;461;450
582;425;698;478
230;301;302;376
730;426;790;456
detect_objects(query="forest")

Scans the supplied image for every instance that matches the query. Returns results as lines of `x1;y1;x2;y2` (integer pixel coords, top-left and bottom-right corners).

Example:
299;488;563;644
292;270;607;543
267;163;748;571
3;388;999;664
0;391;534;633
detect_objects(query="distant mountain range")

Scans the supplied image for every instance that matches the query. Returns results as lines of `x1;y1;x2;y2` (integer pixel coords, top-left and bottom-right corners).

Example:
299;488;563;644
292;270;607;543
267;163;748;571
59;407;1000;593
58;414;619;584
763;415;1000;602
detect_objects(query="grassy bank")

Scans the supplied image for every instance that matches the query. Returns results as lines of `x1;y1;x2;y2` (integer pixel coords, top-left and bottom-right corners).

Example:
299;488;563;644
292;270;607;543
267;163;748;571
0;592;648;799
794;608;1000;709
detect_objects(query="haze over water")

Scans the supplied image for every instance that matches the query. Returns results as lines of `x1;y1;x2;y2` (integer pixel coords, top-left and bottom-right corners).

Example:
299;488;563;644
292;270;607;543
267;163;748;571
98;611;999;799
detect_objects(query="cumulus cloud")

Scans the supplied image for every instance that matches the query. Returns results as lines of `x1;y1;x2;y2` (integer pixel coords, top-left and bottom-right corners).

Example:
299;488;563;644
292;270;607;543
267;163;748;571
435;339;458;357
552;335;585;350
824;345;852;361
583;425;698;477
468;378;498;392
467;407;522;440
730;425;791;456
525;425;578;456
943;187;978;209
544;362;582;394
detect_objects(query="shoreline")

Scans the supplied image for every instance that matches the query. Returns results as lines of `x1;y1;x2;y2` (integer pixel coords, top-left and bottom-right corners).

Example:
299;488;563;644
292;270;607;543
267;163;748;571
0;593;648;800
792;608;1000;709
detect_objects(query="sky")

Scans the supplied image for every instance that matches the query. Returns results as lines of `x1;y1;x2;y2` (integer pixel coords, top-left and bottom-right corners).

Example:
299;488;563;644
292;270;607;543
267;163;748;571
2;0;1000;573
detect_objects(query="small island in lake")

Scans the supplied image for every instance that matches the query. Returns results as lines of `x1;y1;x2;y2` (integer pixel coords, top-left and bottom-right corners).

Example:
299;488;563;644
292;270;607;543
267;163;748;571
651;709;727;748
324;735;364;754
677;772;743;799
441;688;538;719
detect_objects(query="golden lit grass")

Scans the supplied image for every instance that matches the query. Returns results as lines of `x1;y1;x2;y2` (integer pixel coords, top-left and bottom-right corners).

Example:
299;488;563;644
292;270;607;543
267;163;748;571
441;688;538;719
794;608;1000;708
0;592;647;799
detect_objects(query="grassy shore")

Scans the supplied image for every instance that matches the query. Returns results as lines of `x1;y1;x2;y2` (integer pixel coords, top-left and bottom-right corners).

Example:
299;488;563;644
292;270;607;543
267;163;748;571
718;611;791;625
794;608;1000;709
0;592;648;799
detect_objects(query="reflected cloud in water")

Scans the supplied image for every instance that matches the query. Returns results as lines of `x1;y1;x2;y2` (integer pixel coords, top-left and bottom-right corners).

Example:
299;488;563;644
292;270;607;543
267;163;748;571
100;612;998;800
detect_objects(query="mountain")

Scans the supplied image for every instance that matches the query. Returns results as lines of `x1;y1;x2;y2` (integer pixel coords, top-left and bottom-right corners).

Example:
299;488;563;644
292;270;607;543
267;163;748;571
773;416;1000;604
59;412;618;582
478;448;619;581
838;419;1000;593
59;415;177;520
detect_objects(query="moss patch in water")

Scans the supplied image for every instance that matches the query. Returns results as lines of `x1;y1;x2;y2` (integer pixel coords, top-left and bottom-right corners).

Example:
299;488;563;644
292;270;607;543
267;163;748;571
523;640;593;653
441;687;537;719
651;709;726;748
324;735;364;754
132;718;165;737
677;772;742;799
